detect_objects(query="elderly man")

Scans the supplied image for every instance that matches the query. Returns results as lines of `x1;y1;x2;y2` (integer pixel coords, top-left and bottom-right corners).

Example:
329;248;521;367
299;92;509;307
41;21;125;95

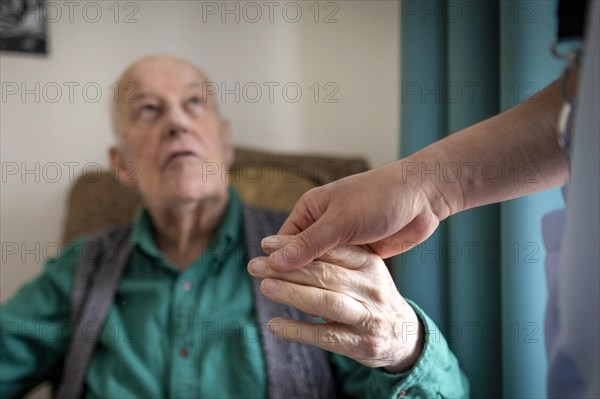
0;55;468;398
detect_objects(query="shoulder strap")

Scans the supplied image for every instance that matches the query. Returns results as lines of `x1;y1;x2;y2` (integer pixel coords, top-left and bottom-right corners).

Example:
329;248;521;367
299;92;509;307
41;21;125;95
56;225;132;399
242;206;337;399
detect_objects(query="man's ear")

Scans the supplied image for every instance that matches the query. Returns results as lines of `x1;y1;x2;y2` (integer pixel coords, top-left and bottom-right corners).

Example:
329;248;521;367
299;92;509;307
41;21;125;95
109;146;137;186
221;119;234;168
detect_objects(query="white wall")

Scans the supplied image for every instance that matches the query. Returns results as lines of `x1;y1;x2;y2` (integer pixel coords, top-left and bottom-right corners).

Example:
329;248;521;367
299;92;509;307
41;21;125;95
1;0;399;302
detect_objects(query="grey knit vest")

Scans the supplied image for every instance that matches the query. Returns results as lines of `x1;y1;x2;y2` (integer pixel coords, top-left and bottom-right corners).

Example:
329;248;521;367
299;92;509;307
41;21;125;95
56;205;337;399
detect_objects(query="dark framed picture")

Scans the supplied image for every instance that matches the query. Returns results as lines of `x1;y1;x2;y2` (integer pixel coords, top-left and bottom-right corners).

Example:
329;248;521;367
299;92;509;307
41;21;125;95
0;0;47;54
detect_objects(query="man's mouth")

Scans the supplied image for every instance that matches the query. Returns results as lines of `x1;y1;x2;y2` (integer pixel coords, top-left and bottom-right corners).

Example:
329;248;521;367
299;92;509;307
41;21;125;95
164;151;199;168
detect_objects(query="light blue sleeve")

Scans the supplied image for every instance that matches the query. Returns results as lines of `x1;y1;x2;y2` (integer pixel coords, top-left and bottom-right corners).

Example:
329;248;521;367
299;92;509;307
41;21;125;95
545;2;600;397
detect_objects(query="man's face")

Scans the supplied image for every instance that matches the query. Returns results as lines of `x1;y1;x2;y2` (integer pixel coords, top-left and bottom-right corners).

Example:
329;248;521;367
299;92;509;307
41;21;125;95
111;56;232;210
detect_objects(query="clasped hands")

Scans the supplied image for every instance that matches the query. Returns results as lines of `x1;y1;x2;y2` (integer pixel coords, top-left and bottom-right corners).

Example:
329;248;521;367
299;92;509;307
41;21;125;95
248;236;424;374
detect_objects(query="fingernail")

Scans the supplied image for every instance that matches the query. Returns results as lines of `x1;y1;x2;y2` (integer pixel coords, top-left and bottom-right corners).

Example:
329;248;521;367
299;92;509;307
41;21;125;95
268;319;282;334
248;258;266;274
261;236;280;250
262;279;279;294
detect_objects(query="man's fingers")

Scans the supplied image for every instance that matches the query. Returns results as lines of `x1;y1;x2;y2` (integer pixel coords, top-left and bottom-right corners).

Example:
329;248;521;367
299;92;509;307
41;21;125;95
316;244;375;270
248;257;365;298
268;222;340;271
260;279;367;326
268;317;357;358
261;236;382;273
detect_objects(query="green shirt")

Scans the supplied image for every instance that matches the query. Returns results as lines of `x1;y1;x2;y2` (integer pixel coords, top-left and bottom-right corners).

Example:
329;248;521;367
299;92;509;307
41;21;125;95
1;189;468;398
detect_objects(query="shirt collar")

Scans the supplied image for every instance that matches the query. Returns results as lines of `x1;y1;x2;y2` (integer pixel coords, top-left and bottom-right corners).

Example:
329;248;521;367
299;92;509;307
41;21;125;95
130;186;243;268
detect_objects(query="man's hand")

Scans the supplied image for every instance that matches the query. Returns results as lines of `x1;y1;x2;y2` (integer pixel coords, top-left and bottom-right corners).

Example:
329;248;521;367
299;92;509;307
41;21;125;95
248;236;425;373
267;163;442;271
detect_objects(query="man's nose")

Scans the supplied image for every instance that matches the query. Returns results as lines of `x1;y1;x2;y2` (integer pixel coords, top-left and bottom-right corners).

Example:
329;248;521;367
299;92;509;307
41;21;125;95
164;106;191;138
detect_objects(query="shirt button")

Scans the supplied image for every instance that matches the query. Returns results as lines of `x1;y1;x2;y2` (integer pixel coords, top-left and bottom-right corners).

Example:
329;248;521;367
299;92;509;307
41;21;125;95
180;347;189;358
182;281;192;292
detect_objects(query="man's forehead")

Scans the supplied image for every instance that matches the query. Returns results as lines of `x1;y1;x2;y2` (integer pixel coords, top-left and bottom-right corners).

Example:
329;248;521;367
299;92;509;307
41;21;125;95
118;56;207;92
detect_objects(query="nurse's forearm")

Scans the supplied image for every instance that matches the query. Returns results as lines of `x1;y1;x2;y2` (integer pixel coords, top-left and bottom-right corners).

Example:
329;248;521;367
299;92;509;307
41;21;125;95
405;78;570;222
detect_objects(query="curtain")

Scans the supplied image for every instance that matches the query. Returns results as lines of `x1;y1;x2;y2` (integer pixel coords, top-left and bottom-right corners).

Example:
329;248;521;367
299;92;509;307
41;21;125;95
397;1;565;397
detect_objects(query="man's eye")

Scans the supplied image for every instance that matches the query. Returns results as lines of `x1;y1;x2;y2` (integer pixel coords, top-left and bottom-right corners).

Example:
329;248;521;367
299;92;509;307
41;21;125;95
141;104;159;115
189;96;203;106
